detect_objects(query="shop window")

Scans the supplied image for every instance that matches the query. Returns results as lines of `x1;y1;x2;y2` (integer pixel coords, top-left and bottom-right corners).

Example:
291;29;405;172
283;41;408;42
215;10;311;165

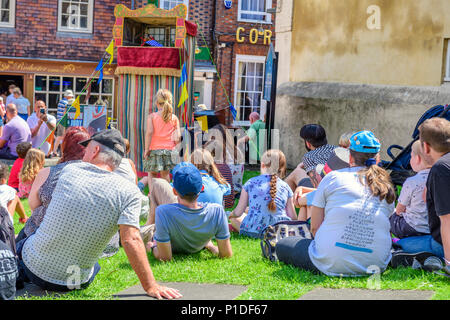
238;0;271;23
234;55;266;125
58;0;94;33
0;0;15;28
34;75;114;117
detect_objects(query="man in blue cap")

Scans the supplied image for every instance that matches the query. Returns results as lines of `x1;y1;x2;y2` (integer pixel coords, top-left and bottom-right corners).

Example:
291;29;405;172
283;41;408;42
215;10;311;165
151;163;233;261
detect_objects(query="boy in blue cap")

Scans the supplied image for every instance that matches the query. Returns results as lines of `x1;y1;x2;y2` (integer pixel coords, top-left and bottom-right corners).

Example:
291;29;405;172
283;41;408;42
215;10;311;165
151;163;233;261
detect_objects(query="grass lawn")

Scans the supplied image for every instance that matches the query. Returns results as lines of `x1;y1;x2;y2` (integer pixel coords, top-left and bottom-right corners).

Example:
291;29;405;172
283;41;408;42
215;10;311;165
13;171;450;300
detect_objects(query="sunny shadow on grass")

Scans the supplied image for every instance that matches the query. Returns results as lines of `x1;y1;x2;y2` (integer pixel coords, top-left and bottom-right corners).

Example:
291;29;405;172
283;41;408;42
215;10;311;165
12;171;450;300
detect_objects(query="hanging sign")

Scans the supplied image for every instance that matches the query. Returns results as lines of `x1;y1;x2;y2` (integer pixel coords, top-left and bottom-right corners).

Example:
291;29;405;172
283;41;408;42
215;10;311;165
224;0;232;9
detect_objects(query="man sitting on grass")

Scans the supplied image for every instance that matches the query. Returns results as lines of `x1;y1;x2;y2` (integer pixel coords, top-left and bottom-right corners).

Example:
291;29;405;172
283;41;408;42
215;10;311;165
151;163;233;261
16;129;181;299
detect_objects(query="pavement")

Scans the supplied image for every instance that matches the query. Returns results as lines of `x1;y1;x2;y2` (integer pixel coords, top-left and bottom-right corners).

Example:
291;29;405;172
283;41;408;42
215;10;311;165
298;288;434;300
114;282;248;300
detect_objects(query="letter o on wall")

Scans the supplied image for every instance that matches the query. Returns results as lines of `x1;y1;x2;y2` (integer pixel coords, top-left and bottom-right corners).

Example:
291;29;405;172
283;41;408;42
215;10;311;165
249;28;258;44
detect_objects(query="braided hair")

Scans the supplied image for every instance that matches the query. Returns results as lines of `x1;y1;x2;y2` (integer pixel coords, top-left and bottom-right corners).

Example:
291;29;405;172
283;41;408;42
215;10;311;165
261;150;287;212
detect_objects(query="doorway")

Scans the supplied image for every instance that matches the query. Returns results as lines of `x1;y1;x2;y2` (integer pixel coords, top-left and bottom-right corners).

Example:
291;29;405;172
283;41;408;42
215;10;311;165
0;74;24;97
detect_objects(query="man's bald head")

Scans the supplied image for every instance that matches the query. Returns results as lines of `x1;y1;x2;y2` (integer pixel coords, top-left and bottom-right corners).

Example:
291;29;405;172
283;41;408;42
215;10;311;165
6;104;18;120
249;112;260;124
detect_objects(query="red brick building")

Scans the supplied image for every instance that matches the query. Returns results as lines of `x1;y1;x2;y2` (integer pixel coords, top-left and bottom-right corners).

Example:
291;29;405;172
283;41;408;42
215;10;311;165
0;0;148;120
191;0;277;126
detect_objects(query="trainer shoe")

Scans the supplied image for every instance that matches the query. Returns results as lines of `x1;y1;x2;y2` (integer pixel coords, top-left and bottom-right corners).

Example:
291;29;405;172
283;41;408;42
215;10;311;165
390;251;436;269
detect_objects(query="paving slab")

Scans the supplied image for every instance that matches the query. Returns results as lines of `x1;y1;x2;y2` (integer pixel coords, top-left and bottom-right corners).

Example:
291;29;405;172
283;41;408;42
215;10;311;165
16;283;67;298
114;282;247;300
298;288;434;300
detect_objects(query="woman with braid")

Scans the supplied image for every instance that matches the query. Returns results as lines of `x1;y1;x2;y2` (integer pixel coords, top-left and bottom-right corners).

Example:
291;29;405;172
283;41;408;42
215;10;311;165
276;131;396;276
229;150;297;238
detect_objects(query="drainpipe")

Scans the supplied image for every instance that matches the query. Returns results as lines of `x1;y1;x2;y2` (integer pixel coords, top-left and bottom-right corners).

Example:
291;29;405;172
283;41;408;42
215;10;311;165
131;0;135;10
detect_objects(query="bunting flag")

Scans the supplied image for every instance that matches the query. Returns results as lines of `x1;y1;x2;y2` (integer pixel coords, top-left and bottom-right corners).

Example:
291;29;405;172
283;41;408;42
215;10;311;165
106;40;114;64
178;63;188;108
146;39;163;47
96;58;104;84
197;115;208;133
72;96;81;120
229;104;237;120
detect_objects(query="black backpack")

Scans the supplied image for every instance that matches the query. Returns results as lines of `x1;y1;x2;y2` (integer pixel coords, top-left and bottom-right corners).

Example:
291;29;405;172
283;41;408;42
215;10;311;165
0;206;16;255
0;207;17;300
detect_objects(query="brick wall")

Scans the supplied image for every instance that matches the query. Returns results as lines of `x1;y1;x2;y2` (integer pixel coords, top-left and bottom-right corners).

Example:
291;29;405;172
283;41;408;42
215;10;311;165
188;0;214;49
0;0;146;62
212;0;277;122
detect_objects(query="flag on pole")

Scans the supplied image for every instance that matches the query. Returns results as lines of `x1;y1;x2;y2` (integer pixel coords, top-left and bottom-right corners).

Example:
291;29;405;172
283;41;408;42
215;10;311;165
197;115;208;132
72;96;81;120
106;40;114;64
178;63;188;108
229;104;237;120
95;58;104;84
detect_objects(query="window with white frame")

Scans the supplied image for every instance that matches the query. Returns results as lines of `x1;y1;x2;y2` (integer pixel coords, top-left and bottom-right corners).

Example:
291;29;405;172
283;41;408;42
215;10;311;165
34;75;114;118
160;0;188;11
238;0;271;23
234;55;266;125
445;39;450;82
0;0;15;28
58;0;94;33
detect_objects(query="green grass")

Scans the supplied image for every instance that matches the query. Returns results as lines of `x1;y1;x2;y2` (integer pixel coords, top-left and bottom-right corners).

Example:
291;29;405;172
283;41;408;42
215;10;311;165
13;171;450;300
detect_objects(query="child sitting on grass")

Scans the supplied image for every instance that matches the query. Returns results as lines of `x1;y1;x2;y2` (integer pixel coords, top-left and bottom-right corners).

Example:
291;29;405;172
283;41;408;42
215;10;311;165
229;149;297;238
8;142;32;191
151;163;232;261
18;148;45;199
390;140;432;239
190;148;231;206
0;162;28;224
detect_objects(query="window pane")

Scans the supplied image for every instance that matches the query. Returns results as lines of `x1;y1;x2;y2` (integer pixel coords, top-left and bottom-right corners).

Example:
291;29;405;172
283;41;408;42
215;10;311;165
102;79;113;94
90;80;100;94
62;77;74;91
62;2;70;14
49;76;61;92
48;94;60;110
101;95;112;108
247;63;255;76
255;77;263;91
80;3;88;15
1;10;8;22
76;78;87;92
88;95;99;105
61;14;69;27
35;93;47;105
1;0;10;10
246;77;255;91
80;16;87;28
35;76;47;91
238;76;246;91
255;63;264;75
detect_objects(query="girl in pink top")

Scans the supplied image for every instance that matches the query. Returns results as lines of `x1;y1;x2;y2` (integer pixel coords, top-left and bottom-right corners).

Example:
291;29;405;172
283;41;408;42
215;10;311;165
18;148;45;199
144;89;181;189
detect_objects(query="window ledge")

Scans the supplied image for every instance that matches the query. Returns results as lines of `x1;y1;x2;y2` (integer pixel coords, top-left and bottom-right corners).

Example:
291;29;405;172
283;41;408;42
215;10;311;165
0;26;16;34
237;19;273;25
56;31;93;39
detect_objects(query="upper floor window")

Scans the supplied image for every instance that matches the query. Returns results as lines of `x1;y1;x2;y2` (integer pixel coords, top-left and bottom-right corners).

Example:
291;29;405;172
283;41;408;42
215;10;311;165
58;0;94;33
160;0;188;11
0;0;15;28
238;0;272;23
445;39;450;82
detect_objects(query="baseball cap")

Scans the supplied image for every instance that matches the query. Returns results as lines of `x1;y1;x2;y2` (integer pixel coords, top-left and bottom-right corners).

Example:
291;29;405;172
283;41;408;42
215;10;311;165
64;89;74;97
79;129;126;157
316;147;350;178
172;164;203;197
350;131;381;153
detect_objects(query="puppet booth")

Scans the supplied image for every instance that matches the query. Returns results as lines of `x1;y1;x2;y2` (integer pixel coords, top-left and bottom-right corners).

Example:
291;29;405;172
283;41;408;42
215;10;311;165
113;3;197;172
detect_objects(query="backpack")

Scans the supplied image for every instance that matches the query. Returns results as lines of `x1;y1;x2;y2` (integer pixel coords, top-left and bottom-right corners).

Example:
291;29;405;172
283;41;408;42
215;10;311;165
260;220;312;262
0;206;16;255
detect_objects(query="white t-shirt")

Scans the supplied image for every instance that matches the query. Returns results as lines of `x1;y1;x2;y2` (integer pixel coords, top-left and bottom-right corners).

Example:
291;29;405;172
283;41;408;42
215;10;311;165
27;113;56;155
309;167;394;277
397;169;430;234
22;162;142;286
0;184;16;224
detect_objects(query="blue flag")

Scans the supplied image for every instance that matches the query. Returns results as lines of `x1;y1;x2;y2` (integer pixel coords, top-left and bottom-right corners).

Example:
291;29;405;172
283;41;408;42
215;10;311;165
146;39;163;47
96;58;104;84
229;104;237;120
179;63;187;88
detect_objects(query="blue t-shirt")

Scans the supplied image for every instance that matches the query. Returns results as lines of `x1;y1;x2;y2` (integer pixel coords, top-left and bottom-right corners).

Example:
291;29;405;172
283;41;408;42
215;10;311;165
154;202;230;254
197;170;231;205
56;98;68;121
14;96;30;115
309;167;394;277
240;175;293;238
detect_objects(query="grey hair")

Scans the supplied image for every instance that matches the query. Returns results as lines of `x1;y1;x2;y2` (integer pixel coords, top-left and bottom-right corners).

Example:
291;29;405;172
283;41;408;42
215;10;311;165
92;141;123;170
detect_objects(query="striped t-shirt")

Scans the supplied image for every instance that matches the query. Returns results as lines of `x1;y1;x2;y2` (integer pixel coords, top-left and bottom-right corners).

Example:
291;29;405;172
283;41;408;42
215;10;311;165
302;144;337;174
56;98;68;121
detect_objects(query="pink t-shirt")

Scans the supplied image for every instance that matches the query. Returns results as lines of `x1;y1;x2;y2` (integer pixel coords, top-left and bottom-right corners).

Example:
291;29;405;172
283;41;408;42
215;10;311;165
18;178;33;199
149;113;177;151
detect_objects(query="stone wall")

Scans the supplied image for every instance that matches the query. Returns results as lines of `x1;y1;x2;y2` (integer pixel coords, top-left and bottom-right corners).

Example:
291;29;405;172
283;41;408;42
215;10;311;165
275;81;450;168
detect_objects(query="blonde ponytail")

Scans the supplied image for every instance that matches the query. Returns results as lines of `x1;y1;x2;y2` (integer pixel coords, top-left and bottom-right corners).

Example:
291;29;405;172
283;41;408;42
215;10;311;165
261;149;287;212
190;148;228;185
350;150;396;204
155;89;173;123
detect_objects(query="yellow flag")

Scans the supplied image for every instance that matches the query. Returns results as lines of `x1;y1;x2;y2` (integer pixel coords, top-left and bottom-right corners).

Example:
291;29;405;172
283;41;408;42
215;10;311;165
106;40;114;64
72;96;81;120
197;115;208;133
177;84;188;108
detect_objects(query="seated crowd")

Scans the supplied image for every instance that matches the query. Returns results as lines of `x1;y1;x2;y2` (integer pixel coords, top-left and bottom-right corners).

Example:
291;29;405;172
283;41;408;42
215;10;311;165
0;89;448;301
